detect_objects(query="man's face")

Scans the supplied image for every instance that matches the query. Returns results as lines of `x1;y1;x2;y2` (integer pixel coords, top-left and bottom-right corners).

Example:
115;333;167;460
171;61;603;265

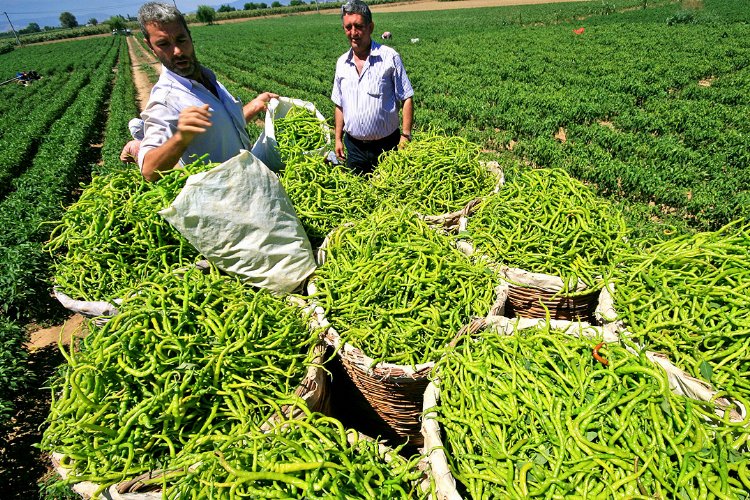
342;13;373;54
144;20;200;79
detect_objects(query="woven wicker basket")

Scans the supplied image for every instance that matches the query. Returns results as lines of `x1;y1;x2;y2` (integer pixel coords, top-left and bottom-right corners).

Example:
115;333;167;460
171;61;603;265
319;315;490;448
421;316;748;500
506;283;599;321
52;341;330;497
500;266;602;323
323;326;432;447
308;230;457;446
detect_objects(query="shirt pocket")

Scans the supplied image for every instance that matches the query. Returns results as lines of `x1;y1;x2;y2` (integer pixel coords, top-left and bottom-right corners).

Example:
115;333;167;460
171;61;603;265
366;76;385;98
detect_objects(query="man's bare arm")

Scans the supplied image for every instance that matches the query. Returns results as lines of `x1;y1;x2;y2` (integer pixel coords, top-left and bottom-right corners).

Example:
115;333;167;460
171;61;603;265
401;97;413;137
334;105;345;161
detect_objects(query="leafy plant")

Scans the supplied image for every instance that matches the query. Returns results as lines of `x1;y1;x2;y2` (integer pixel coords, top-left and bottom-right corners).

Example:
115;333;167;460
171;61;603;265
37;472;79;500
667;10;696;25
0;316;31;427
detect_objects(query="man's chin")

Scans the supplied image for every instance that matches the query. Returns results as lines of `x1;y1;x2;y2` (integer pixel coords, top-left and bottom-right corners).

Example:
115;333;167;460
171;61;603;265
170;61;198;78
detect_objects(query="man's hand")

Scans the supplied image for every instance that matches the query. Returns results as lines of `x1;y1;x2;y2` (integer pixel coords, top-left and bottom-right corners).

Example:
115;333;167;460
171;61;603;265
175;104;213;145
243;92;280;122
398;135;410;150
141;105;212;182
334;138;346;163
120;139;141;163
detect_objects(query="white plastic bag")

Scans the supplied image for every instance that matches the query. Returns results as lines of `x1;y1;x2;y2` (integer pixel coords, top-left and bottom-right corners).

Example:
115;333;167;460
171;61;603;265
158;150;316;293
251;96;331;172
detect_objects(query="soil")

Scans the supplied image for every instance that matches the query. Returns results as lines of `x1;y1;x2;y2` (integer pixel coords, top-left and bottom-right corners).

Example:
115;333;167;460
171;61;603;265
5;0;568;496
2;316;87;498
126;36;158;111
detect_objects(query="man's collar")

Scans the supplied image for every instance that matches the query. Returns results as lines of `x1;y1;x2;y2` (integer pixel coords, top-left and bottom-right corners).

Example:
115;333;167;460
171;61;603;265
346;40;381;64
162;65;215;90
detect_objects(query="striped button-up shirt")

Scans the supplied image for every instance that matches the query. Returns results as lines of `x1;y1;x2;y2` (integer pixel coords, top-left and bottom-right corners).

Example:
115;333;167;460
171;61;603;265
331;41;414;141
138;66;250;170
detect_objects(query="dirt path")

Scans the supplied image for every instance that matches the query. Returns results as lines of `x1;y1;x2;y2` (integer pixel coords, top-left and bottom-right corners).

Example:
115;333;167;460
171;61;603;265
26;315;85;352
127;36;158;111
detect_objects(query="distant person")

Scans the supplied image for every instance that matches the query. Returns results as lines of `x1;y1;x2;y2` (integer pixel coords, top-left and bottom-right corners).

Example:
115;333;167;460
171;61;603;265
331;0;414;175
123;2;277;181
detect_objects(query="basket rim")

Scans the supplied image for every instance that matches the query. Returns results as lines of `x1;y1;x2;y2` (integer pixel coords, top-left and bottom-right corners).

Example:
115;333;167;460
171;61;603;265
324;326;435;380
500;266;601;295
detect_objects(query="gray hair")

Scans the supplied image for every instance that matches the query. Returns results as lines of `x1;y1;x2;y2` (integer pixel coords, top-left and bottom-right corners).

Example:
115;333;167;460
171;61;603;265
341;0;372;25
138;2;189;40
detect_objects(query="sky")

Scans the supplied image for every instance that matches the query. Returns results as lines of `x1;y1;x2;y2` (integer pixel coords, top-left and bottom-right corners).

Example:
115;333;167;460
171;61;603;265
1;0;237;33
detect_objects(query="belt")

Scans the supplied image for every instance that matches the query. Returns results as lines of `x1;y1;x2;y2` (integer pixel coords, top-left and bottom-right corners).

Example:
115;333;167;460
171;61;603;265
348;130;399;144
348;136;381;144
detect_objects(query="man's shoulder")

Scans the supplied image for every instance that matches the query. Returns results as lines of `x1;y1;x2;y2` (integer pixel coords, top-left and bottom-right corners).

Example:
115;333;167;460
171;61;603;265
372;43;401;61
148;71;191;106
335;50;351;66
148;80;175;106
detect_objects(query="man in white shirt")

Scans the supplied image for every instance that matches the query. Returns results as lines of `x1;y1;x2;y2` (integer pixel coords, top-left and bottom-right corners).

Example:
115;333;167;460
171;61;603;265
331;0;414;175
133;2;276;181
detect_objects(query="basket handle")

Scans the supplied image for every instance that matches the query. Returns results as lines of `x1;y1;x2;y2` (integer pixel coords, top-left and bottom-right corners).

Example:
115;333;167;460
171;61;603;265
447;317;486;350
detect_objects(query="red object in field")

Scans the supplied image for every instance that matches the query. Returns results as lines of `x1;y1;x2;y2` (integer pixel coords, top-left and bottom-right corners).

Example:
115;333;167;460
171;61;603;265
573;27;585;35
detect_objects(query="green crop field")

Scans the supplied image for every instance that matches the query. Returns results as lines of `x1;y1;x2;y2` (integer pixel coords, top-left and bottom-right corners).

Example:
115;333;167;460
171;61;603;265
189;0;750;230
3;0;750;496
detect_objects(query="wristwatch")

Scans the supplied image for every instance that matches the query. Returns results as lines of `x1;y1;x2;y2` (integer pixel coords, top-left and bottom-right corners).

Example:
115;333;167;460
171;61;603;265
401;132;412;140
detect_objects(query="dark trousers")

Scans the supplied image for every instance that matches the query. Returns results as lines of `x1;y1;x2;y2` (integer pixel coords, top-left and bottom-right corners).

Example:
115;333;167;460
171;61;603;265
344;129;401;175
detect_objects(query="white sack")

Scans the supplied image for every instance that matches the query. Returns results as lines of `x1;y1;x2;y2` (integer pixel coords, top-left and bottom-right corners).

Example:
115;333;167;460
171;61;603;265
53;287;119;319
158;150;316;293
251;96;331;172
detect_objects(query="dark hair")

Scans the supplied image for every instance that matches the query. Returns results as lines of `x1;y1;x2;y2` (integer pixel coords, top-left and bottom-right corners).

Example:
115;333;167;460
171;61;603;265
341;0;372;25
138;2;190;40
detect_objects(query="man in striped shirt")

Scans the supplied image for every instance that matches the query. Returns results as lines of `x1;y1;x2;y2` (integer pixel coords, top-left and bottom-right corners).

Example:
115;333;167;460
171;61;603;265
332;0;414;175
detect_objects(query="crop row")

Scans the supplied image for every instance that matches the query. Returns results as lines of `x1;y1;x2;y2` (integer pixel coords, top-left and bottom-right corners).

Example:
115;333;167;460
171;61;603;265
0;36;117;83
0;37;129;430
0;38;116;128
99;39;140;174
0;38;119;200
